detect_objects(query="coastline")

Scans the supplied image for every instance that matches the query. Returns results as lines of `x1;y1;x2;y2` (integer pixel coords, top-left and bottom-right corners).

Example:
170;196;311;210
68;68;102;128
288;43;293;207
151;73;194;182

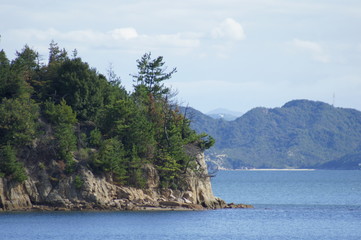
0;151;254;212
217;168;316;171
245;168;315;171
0;202;254;213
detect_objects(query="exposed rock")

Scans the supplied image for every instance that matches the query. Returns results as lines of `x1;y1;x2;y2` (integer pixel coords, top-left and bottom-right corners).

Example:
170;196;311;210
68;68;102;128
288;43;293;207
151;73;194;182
0;178;32;210
143;163;159;188
0;148;248;211
226;203;254;209
182;149;227;209
159;201;182;207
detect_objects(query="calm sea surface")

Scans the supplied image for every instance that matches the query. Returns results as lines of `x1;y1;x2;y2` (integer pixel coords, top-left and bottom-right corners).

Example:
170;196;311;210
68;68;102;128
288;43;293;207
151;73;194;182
1;170;361;240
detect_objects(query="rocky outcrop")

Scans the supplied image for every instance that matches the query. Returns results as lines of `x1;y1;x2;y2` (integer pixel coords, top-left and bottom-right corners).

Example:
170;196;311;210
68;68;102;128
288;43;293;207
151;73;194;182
0;150;231;211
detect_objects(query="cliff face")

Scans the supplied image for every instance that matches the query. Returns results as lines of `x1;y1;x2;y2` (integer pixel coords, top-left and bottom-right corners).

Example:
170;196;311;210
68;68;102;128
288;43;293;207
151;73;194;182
0;151;226;211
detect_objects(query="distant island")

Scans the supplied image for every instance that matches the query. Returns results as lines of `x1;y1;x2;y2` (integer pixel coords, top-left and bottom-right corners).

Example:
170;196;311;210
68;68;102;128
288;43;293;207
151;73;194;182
183;100;361;170
0;43;254;211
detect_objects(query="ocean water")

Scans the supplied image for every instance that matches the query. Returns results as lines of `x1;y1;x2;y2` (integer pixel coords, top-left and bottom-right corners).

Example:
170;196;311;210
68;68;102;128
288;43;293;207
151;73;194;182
1;170;361;240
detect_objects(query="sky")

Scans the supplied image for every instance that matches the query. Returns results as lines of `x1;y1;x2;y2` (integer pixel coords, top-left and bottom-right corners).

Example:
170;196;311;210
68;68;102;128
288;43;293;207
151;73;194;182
1;0;361;114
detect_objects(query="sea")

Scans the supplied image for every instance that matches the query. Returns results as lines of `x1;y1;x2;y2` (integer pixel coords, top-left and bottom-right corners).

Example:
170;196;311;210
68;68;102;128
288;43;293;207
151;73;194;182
1;170;361;240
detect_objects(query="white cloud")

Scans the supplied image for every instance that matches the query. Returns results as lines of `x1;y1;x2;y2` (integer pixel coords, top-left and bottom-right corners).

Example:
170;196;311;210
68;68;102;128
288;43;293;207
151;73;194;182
63;30;107;43
291;38;330;63
211;18;246;41
10;28;106;43
8;28;201;54
143;33;201;49
9;23;246;58
292;39;322;52
110;28;138;40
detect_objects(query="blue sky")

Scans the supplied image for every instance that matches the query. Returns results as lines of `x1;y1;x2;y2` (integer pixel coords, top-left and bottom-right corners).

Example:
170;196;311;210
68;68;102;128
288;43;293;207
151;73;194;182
1;0;360;113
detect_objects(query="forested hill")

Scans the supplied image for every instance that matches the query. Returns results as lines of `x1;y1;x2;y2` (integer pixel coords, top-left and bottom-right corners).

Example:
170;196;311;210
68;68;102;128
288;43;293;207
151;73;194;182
0;43;214;188
183;100;361;169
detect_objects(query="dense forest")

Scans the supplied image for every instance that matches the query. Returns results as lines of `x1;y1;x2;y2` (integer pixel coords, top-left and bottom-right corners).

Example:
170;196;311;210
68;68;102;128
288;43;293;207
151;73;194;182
183;100;361;169
0;42;214;189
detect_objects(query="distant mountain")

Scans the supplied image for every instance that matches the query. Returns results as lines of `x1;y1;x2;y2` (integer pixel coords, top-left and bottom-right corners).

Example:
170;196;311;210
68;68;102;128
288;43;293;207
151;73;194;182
183;100;361;170
316;152;361;170
206;108;243;121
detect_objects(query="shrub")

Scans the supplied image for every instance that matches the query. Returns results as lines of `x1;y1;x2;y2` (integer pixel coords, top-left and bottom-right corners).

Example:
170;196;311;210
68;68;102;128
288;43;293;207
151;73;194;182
74;175;84;189
0;145;27;182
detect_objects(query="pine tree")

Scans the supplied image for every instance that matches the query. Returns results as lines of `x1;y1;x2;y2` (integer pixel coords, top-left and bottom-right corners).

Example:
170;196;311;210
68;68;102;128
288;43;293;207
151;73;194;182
0;145;27;182
43;99;77;173
50;58;107;121
92;138;128;184
132;52;176;98
0;98;39;146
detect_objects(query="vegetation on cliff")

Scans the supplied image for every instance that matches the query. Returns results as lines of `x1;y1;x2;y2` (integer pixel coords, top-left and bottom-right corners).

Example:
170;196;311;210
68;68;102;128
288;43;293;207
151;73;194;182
0;43;214;188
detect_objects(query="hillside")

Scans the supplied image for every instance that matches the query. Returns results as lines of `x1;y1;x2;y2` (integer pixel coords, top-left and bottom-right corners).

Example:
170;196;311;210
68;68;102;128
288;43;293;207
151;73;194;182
206;108;242;121
0;44;226;211
185;100;361;169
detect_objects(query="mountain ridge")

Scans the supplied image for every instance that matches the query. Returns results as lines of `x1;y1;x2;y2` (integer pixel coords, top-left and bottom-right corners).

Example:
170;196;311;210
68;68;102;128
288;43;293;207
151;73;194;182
184;99;361;170
206;108;243;121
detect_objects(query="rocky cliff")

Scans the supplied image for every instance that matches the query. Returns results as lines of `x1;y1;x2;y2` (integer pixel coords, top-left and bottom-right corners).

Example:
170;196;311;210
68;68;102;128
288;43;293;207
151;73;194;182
0;149;230;211
0;46;255;212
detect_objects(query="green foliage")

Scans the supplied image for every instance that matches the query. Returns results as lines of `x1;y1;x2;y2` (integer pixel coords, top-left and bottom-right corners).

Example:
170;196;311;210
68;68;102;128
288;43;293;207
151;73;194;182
74;175;84;189
156;150;181;189
44;99;77;125
76;148;90;161
92;138;128;183
43;99;77;172
98;99;132;138
11;45;43;100
103;67;128;106
49;58;108;121
0;97;39;145
12;45;39;78
126;104;157;159
0;145;27;182
127;145;146;188
89;128;102;148
0;50;12;99
186;100;361;169
0;43;214;190
0;53;33;100
48;40;68;64
198;134;215;151
0;50;10;70
38;162;46;170
38;42;69;101
98;98;156;159
132;52;176;98
55;123;77;173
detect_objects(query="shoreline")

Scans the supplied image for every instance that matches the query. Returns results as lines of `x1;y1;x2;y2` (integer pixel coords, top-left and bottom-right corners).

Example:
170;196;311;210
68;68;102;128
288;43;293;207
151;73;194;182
245;168;315;171
0;202;254;213
218;168;316;171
